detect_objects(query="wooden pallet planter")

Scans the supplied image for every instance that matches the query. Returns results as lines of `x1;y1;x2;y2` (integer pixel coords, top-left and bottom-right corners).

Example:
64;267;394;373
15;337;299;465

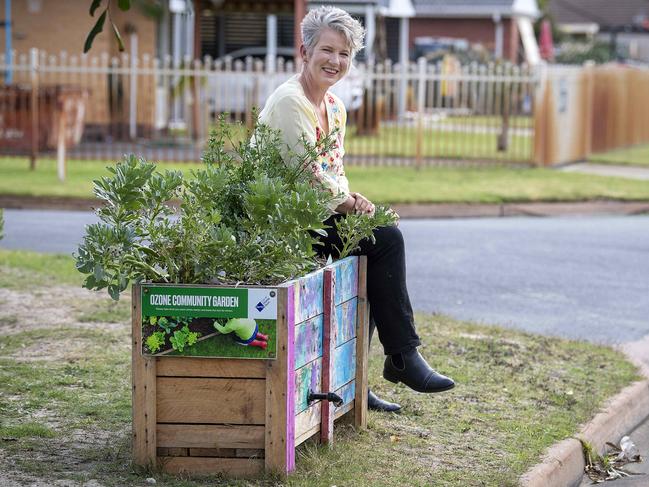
132;255;369;478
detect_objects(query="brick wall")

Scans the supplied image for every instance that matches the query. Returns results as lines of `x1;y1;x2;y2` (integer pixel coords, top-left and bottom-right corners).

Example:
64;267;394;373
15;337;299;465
0;0;156;57
409;18;520;62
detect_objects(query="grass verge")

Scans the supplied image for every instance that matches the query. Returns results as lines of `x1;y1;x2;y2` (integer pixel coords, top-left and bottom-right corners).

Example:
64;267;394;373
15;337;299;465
3;157;649;204
589;144;649;167
0;250;641;486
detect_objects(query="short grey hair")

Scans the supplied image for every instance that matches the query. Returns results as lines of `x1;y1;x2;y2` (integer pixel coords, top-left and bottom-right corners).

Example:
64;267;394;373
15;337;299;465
301;6;365;58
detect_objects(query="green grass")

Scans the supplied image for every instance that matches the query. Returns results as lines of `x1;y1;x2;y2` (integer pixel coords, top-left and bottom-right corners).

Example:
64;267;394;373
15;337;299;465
589;143;649;167
4;156;649;205
167;319;278;359
346;165;649;204
0;249;82;288
346;125;532;161
0;250;642;486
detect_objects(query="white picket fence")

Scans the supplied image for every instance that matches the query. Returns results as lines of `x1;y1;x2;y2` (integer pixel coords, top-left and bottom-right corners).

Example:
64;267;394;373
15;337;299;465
0;49;540;165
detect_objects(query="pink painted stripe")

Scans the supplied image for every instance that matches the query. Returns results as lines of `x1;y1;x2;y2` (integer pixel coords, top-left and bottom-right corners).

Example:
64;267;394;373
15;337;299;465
285;282;296;472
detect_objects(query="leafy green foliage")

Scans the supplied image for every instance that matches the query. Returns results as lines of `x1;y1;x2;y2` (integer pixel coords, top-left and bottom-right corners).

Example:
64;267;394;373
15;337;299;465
84;0;126;53
169;325;200;353
145;331;165;354
76;119;397;300
333;206;400;258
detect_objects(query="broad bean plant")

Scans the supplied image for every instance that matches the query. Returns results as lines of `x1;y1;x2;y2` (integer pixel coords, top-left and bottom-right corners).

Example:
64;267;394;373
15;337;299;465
75;120;397;300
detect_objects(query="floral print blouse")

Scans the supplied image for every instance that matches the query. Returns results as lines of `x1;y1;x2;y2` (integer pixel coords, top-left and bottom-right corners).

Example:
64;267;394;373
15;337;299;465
258;75;350;213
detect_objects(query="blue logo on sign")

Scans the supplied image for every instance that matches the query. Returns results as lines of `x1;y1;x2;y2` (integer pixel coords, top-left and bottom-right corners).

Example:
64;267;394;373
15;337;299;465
256;302;265;312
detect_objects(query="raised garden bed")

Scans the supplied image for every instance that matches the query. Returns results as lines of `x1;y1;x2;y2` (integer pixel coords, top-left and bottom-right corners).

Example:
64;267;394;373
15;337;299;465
132;255;369;478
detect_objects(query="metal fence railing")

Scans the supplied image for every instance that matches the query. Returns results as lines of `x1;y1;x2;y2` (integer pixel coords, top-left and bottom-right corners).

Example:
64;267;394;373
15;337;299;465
1;49;539;166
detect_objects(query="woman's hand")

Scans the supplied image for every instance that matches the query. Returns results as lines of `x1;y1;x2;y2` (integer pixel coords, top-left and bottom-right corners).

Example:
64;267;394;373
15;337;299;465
351;192;375;216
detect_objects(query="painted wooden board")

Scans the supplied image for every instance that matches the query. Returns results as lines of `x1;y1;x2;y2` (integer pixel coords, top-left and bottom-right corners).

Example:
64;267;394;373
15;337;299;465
333;338;356;391
157;424;265;450
334;298;357;347
294;357;322;414
156;357;266;378
293;314;323;370
332;257;359;305
333;380;355;415
292;269;324;324
161;456;264;476
294;401;321;444
156;377;265;424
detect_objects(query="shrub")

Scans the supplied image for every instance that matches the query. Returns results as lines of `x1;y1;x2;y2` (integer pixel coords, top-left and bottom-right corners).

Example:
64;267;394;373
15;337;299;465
75;120;397;300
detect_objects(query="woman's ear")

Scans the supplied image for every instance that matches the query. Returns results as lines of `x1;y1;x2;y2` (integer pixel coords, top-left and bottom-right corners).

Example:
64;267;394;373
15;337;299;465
300;44;308;62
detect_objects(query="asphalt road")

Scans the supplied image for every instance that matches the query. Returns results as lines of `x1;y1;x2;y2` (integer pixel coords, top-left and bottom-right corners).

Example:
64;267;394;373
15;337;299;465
2;209;648;344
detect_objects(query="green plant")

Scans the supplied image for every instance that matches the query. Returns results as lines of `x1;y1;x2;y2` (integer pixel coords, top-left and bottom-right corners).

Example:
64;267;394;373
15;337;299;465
145;331;166;354
75;119;397;300
169;325;200;353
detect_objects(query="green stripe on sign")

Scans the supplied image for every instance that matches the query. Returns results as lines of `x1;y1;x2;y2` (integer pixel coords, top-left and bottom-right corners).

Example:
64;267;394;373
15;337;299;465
142;286;248;318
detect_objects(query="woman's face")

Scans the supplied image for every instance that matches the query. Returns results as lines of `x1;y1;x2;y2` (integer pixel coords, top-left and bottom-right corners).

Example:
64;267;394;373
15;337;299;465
302;28;351;90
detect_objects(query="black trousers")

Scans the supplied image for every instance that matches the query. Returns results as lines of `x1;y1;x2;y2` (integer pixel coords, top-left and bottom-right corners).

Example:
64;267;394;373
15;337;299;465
315;215;421;355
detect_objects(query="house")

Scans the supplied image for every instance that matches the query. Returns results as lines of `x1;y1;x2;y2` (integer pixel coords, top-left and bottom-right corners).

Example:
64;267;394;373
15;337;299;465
407;0;541;63
548;0;649;62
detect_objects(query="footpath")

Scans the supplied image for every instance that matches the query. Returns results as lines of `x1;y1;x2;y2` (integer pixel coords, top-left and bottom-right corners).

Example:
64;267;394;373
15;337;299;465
2;194;649;219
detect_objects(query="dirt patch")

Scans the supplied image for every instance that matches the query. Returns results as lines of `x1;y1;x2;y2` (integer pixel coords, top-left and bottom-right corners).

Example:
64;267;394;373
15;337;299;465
0;286;129;335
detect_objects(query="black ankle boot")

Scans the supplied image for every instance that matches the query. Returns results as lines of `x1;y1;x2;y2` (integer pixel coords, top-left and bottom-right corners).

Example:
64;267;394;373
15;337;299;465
383;348;455;393
368;389;402;413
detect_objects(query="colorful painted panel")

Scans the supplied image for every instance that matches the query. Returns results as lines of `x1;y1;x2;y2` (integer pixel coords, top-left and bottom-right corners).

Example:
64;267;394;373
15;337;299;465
294;314;324;370
332;338;356;390
292;270;324;324
332;257;359;305
294;358;322;414
333;380;356;415
334;298;357;347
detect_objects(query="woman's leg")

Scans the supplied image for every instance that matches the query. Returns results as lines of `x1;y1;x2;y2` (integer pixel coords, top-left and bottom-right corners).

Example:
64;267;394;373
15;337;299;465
316;215;455;394
316;216;420;355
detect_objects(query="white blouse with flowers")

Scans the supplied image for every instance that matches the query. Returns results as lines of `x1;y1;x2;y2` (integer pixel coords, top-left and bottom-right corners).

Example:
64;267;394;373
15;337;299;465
258;75;350;213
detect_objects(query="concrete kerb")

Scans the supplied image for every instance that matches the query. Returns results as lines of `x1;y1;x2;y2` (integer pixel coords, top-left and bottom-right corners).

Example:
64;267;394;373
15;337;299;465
3;195;649;218
520;351;649;487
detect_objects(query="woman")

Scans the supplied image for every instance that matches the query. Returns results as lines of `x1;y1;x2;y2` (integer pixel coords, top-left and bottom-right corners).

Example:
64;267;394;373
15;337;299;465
259;6;454;412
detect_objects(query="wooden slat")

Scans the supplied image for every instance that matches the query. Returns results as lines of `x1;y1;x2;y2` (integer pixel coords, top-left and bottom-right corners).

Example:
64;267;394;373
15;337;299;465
132;284;157;468
236;448;265;458
293;269;324;323
293;314;323;370
295;423;320;447
157;378;265;424
189;448;236;457
294;401;321;445
333;338;356;391
264;285;295;475
333;380;355;415
355;256;369;429
157;447;188;457
332;256;359;305
334;401;354;420
334;297;357;346
157;424;265;449
320;268;335;446
161;456;264;477
294;357;322;414
156;357;266;378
